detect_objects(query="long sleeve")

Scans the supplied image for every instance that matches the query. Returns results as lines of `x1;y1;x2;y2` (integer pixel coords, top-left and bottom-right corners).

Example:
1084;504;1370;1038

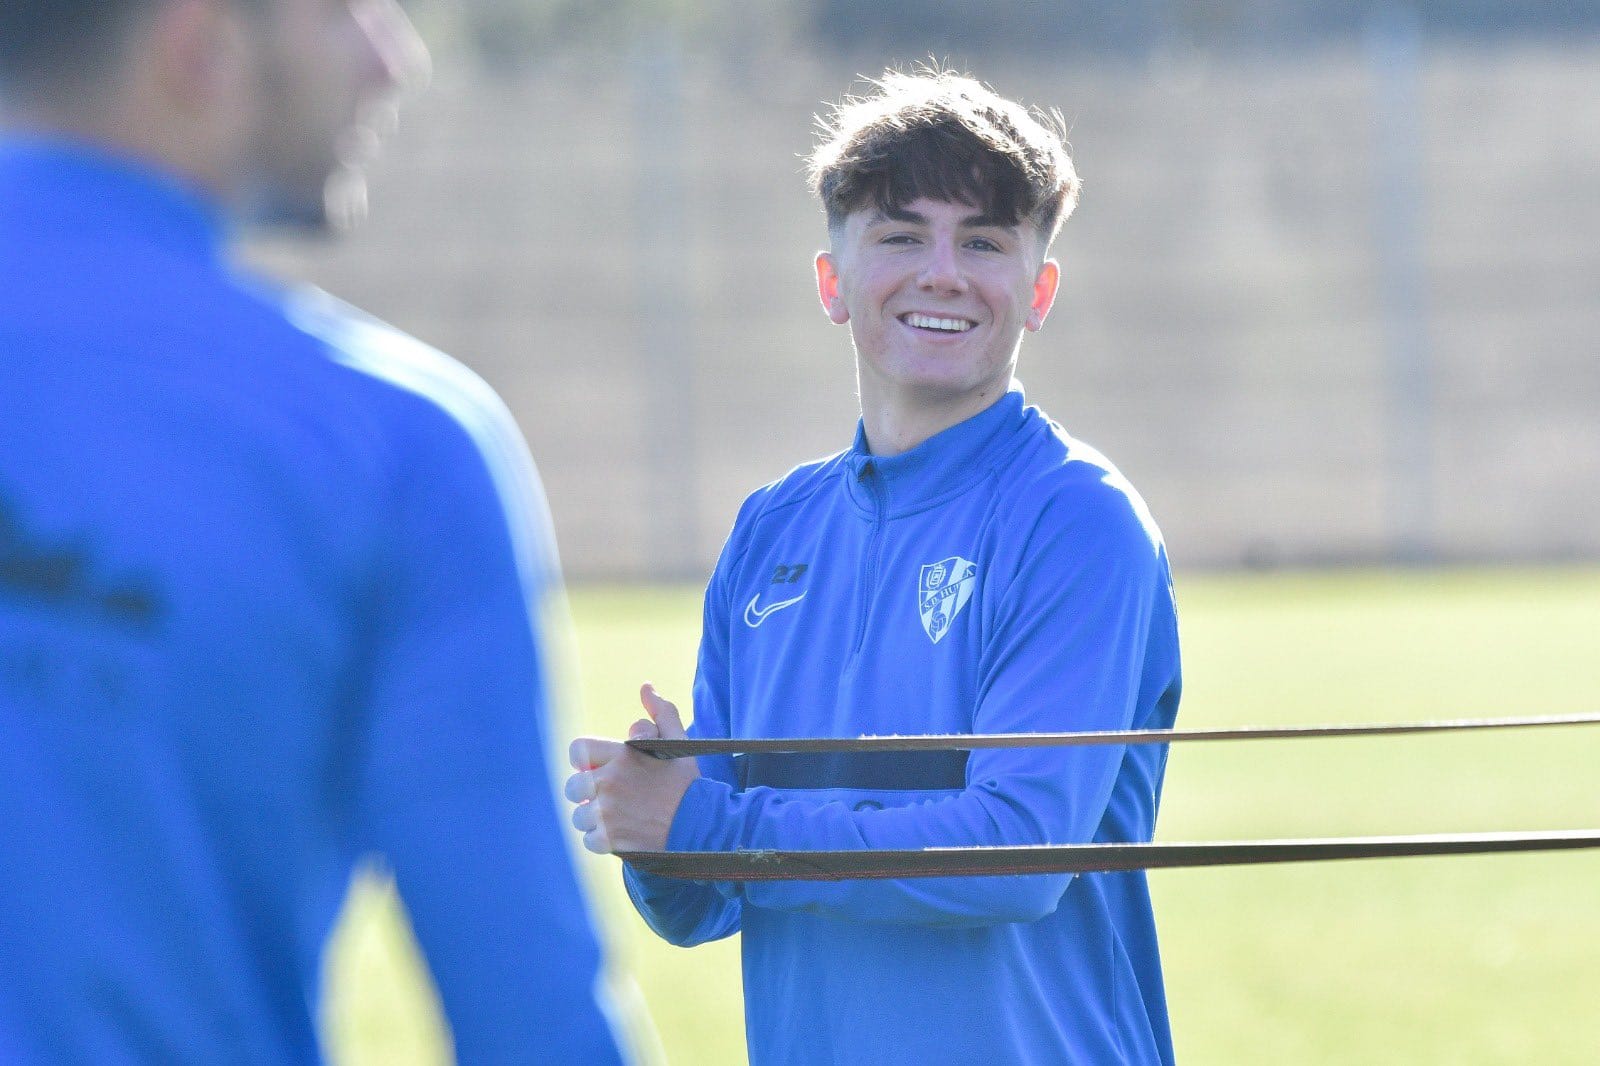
354;405;629;1063
666;482;1177;928
622;520;748;947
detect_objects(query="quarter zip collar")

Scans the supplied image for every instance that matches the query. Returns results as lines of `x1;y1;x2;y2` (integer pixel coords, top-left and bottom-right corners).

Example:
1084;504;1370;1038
0;135;226;262
845;387;1031;518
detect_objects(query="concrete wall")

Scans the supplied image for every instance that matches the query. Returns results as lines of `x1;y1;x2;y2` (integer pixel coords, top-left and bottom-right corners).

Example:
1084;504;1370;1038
249;39;1600;578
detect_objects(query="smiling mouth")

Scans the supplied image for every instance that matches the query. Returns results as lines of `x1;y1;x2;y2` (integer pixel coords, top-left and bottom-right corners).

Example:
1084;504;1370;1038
900;312;976;334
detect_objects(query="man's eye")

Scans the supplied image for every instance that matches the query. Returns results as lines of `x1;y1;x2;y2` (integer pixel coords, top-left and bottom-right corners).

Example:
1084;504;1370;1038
881;233;920;245
966;237;1001;252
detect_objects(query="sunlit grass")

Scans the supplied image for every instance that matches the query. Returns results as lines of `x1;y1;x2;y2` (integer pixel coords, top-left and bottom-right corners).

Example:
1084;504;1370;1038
325;568;1600;1065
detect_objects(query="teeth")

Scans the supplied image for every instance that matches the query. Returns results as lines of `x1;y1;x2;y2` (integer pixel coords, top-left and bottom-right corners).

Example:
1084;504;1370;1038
903;313;973;333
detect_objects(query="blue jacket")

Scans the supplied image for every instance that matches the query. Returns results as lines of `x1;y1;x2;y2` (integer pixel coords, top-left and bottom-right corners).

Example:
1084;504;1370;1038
626;390;1181;1064
0;139;627;1064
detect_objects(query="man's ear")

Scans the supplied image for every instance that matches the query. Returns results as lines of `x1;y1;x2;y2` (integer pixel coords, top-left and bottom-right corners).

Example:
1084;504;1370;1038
146;0;244;110
1025;259;1060;333
815;251;850;325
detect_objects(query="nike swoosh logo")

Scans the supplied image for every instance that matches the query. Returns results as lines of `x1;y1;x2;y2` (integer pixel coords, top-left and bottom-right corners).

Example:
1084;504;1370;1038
744;592;806;627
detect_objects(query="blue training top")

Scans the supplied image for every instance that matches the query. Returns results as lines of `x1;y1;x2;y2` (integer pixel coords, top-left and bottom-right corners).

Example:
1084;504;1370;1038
626;389;1182;1065
0;139;627;1064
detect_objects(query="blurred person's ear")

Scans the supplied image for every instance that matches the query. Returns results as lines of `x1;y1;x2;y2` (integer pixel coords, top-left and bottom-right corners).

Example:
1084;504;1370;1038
142;0;246;112
114;0;257;195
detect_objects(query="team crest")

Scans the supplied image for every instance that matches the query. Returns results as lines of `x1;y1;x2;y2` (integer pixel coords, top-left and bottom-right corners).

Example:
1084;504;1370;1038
918;556;977;644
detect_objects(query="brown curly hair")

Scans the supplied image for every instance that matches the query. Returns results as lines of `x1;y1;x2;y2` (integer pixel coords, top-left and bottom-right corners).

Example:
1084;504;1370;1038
807;66;1081;247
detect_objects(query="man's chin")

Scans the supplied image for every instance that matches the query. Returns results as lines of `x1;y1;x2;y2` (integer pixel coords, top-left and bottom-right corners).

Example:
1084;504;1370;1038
321;166;370;231
235;168;368;235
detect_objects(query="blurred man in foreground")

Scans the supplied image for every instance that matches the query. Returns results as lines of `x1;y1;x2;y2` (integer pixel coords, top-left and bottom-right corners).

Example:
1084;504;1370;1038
569;69;1182;1064
0;1;631;1061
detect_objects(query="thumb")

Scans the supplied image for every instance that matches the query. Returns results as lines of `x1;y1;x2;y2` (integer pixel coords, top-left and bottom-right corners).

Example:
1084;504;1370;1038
640;682;689;740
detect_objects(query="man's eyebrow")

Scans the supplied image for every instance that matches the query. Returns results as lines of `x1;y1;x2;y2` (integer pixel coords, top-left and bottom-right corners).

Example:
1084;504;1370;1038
864;208;1011;230
962;213;1017;230
868;208;927;225
863;208;1017;229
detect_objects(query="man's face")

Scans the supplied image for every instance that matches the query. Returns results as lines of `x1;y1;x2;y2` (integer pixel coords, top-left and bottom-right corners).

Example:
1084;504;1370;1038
237;0;428;228
815;197;1059;425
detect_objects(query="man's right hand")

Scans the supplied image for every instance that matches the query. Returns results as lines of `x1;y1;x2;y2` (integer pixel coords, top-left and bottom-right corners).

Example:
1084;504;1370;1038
564;684;699;854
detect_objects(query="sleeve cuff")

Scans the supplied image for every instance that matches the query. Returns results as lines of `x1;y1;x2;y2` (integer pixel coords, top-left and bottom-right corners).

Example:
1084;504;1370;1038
666;775;736;852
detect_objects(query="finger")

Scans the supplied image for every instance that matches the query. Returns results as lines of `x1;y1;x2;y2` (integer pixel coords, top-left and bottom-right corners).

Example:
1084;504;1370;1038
582;826;612;855
627;716;660;741
570;800;598;834
563;770;596;804
641;683;688;740
568;736;623;771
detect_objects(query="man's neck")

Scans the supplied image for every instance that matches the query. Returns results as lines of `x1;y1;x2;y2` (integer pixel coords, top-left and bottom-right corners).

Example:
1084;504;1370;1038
6;93;229;205
859;383;1010;457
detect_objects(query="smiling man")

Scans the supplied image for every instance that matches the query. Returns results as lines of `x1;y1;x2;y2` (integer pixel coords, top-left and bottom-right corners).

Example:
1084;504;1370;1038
569;69;1182;1065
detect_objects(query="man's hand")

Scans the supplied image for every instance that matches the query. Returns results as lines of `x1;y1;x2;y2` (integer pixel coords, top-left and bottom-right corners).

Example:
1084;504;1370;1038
565;684;700;854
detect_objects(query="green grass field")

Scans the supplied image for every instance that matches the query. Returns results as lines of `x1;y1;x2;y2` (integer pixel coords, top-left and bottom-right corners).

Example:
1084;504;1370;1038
324;568;1600;1064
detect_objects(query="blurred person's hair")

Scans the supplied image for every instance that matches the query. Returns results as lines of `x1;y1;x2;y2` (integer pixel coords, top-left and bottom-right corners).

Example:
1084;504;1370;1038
0;0;155;98
807;66;1081;248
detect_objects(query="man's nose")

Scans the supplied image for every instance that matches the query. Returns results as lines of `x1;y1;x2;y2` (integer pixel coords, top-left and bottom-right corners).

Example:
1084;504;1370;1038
917;239;968;294
354;0;433;98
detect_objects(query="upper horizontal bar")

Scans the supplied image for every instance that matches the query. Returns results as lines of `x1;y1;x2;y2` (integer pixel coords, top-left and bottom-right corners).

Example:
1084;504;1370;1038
627;711;1600;759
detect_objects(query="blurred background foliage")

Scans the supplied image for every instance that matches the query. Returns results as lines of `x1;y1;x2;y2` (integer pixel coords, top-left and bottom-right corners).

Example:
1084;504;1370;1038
424;0;1600;62
808;0;1600;54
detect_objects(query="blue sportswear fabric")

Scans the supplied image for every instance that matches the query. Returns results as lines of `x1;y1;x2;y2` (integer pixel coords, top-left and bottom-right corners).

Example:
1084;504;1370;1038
0;138;627;1065
625;388;1182;1065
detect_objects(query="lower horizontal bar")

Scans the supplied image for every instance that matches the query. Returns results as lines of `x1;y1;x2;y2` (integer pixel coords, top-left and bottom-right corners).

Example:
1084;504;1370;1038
617;829;1600;882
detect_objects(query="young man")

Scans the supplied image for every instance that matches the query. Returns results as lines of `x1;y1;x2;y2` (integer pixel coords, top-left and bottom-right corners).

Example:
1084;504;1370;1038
569;70;1181;1063
0;1;632;1061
